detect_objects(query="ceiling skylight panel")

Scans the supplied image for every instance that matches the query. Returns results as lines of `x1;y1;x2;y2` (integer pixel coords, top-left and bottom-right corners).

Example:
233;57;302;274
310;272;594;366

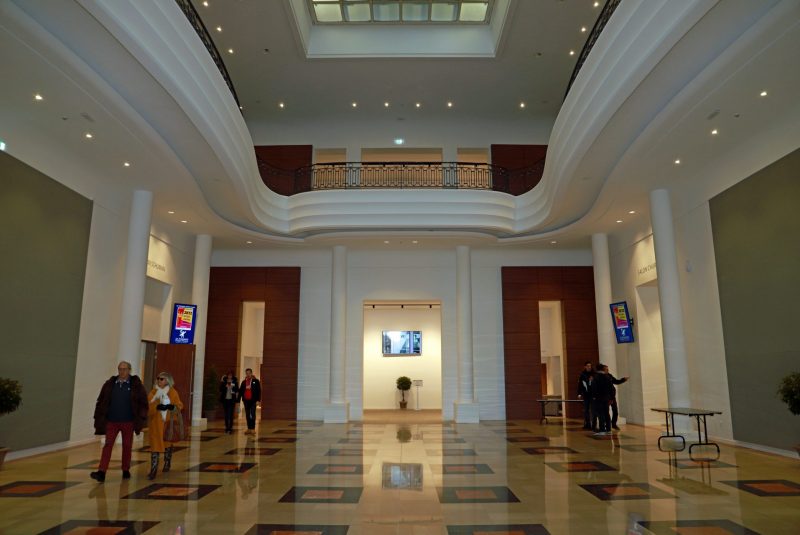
431;2;458;21
344;2;371;21
309;0;492;24
373;2;401;21
402;2;430;21
314;3;343;22
459;1;488;21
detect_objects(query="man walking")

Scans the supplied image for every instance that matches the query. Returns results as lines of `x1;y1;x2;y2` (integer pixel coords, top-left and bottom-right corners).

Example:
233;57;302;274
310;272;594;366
91;361;148;482
238;368;261;435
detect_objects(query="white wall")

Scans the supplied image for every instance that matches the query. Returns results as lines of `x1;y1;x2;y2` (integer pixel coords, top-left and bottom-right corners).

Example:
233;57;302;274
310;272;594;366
363;306;442;410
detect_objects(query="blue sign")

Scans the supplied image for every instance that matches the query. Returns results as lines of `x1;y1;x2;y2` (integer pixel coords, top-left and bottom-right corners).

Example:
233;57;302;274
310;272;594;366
609;301;635;344
170;303;197;344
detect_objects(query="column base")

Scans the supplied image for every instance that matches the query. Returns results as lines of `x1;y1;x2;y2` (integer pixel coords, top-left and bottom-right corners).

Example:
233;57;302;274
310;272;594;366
191;417;208;430
324;401;350;423
454;401;480;423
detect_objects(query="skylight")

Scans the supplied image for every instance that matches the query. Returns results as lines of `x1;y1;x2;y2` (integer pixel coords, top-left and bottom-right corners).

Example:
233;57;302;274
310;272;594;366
308;1;493;24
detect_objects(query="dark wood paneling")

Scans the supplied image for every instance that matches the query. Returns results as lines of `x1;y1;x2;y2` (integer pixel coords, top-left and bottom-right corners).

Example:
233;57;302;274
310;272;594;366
491;144;547;194
206;267;301;421
501;267;598;420
254;145;312;196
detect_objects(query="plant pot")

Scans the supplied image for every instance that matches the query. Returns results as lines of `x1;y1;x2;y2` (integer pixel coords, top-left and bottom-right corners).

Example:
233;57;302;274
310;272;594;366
399;401;408;410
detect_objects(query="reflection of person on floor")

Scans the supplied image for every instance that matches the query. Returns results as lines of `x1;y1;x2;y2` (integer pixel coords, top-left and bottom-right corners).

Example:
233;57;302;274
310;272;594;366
576;361;594;429
591;364;614;435
603;365;629;431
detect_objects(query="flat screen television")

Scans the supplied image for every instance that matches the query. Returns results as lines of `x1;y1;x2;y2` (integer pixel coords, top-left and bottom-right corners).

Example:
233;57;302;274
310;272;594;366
382;330;422;356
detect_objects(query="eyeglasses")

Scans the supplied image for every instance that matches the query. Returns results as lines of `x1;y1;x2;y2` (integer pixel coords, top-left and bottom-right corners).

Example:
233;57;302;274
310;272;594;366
157;377;167;381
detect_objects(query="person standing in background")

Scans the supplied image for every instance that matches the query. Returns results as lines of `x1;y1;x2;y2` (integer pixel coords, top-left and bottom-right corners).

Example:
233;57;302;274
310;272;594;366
238;368;261;435
576;361;594;430
603;364;630;431
591;363;614;435
91;361;148;483
219;370;239;434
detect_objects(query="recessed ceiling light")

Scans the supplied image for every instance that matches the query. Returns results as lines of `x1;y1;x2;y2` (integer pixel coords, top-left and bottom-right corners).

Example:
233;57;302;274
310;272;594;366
447;101;453;108
384;240;389;244
34;93;43;101
711;129;718;135
216;26;222;32
123;162;130;167
593;1;600;7
415;102;421;108
674;159;681;165
180;220;188;223
227;48;234;54
550;240;557;244
616;220;623;223
519;102;526;108
384;102;390;108
168;210;175;214
246;240;252;244
84;132;93;139
351;102;357;108
278;102;285;108
0;141;6;151
569;50;575;56
760;90;767;97
412;240;418;244
581;26;587;32
628;210;635;214
202;1;208;6
393;138;404;145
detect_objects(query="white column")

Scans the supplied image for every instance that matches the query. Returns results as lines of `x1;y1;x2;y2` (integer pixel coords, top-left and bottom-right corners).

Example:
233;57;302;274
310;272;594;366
650;189;691;409
190;234;212;428
325;245;349;422
454;245;479;422
117;190;152;371
592;233;617;371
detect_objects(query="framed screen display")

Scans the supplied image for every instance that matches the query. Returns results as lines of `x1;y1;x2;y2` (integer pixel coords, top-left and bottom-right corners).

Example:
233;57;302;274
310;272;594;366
382;330;422;356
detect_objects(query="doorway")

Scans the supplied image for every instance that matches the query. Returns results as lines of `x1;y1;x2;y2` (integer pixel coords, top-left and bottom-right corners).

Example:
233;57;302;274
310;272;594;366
539;301;565;416
239;301;265;379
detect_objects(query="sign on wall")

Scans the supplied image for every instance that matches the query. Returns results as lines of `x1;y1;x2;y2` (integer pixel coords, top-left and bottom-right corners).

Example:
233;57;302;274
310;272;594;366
170;303;197;344
609;301;635;344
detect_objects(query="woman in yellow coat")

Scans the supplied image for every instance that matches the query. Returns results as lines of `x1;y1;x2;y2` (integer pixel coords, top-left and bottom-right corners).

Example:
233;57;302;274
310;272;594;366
147;372;184;480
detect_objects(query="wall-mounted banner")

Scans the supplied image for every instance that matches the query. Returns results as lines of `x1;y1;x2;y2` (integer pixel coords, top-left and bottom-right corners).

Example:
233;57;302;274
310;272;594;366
170;303;197;344
609;301;635;344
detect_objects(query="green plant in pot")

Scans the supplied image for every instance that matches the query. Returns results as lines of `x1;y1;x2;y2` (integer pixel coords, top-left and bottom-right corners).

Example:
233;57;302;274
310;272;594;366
0;377;23;469
777;371;800;456
396;376;412;409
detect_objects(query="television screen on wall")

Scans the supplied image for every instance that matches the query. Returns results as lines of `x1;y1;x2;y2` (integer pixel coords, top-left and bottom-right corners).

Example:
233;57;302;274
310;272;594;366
382;330;422;356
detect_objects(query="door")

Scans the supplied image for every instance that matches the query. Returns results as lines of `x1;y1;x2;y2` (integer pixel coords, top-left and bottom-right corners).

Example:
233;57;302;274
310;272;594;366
154;343;195;429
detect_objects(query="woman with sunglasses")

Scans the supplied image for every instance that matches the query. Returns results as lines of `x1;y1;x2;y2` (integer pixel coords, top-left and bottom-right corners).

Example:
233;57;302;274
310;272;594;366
146;372;184;479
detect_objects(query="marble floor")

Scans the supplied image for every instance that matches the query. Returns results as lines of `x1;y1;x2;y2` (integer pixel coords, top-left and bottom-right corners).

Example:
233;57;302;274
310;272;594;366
1;416;798;534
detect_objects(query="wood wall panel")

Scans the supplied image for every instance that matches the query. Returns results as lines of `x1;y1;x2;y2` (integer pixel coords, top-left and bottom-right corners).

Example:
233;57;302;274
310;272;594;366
490;144;548;195
501;267;598;420
254;145;312;196
206;267;301;421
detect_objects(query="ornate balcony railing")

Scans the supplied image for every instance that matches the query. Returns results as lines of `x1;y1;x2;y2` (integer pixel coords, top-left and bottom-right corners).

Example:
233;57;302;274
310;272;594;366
175;0;240;108
255;159;548;196
565;0;621;97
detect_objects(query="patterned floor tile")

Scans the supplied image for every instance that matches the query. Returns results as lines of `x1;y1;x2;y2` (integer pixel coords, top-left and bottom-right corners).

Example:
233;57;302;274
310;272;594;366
68;459;145;470
325;449;376;457
522;446;578;455
37;520;160;534
506;436;550;443
658;458;736;469
123;483;220;501
721;480;800;497
307;464;367;475
258;437;298;443
226;447;281;456
0;481;79;498
426;449;478;456
278;486;363;503
580;482;675;501
447;525;550;535
636;519;762;535
437;486;520;503
431;464;494;474
187;462;257;473
244;525;348;535
545;460;617;472
657;477;729;496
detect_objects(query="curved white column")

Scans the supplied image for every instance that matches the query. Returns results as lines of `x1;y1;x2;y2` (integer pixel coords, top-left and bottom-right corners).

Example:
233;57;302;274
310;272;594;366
592;233;617;371
454;245;479;422
325;245;349;422
649;189;691;409
190;234;212;427
117;190;152;370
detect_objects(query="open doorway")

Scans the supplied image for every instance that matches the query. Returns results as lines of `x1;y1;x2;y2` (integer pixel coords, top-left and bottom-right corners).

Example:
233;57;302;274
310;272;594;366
362;302;442;417
240;302;265;379
539;301;566;416
633;281;669;425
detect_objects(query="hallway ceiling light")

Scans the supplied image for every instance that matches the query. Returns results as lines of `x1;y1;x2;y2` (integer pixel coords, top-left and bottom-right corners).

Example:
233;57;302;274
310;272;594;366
394;138;405;145
616;220;623;223
711;129;718;135
519;102;526;108
593;1;600;7
168;210;175;214
415;102;421;108
628;210;635;214
569;50;575;56
34;93;43;101
760;90;768;97
227;48;234;54
674;159;681;164
123;162;130;167
447;101;453;108
202;1;209;6
279;102;285;108
216;26;222;32
581;26;587;33
384;102;390;107
412;240;418;244
180;220;188;223
384;240;389;244
84;132;93;139
550;240;557;244
351;102;358;108
246;240;252;244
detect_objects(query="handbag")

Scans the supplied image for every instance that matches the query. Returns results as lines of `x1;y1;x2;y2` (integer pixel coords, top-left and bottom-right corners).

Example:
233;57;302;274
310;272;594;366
163;407;187;442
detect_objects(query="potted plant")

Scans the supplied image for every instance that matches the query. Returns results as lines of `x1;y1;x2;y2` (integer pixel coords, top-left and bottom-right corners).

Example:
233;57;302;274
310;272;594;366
396;376;412;409
0;377;23;469
203;367;221;420
777;371;800;456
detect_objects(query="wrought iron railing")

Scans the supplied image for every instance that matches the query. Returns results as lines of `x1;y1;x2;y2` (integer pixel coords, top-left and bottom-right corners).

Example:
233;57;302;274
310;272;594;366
175;0;240;108
565;0;621;98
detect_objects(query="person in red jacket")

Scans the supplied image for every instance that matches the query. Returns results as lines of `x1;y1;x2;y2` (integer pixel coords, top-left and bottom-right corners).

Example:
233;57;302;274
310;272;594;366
238;368;261;435
90;361;148;482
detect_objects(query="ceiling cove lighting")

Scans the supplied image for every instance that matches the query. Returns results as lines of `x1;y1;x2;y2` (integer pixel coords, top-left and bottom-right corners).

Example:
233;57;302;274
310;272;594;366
309;0;491;24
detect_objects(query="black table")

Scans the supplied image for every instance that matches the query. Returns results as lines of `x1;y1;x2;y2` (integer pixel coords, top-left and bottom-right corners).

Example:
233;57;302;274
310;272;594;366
651;407;722;460
536;399;584;423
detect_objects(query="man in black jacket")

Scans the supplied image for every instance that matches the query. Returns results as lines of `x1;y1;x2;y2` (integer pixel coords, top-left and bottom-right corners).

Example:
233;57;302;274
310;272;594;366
603;365;629;430
576;361;594;429
238;368;261;435
90;361;148;482
591;363;614;435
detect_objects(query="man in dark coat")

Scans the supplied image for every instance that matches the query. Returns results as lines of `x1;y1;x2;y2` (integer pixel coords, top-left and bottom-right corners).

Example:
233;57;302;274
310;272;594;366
576;361;594;429
591;363;615;435
603;364;629;430
90;361;148;482
238;368;261;435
